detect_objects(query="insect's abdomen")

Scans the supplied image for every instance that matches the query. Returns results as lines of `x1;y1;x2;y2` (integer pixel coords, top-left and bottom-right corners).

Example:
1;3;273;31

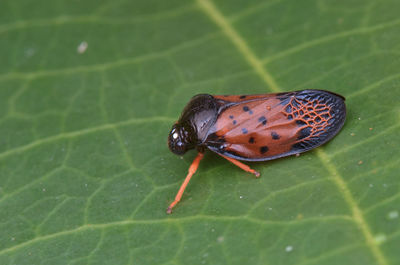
206;90;346;161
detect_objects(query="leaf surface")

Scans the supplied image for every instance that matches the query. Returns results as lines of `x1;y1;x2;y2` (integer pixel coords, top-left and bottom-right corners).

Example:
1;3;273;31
0;0;399;264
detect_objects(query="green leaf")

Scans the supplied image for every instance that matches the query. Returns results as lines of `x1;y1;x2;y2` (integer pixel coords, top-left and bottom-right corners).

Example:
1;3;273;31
0;0;399;264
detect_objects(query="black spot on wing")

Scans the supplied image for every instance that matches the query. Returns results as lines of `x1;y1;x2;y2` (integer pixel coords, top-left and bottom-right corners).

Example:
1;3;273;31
260;146;269;154
249;137;255;144
271;131;280;140
258;116;267;125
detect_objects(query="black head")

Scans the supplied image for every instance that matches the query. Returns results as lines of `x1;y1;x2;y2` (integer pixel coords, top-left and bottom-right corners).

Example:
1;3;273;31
168;94;219;156
168;123;195;155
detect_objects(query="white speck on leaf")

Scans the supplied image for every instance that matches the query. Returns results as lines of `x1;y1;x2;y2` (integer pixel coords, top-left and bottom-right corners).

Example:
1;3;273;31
266;28;274;35
77;41;88;54
388;211;399;219
369;184;374;188
239;195;243;199
285;245;293;252
24;47;36;58
217;236;224;243
374;234;386;244
42;188;46;192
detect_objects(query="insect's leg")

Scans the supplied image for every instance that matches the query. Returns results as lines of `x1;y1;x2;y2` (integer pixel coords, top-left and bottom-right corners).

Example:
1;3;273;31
167;152;204;214
219;154;260;177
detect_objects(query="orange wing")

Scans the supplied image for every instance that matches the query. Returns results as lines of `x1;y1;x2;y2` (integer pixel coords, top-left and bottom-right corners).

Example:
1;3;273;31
205;90;346;161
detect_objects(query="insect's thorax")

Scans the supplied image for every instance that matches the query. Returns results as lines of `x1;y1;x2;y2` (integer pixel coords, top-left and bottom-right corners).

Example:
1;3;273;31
178;94;220;145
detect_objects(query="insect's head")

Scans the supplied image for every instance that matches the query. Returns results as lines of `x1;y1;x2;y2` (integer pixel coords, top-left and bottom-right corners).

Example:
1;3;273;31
168;123;195;155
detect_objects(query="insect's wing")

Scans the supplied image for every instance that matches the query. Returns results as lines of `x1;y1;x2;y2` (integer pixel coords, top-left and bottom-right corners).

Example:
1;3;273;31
206;90;346;161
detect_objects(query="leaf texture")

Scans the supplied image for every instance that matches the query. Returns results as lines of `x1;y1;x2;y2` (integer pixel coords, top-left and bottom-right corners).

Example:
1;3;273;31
0;0;399;264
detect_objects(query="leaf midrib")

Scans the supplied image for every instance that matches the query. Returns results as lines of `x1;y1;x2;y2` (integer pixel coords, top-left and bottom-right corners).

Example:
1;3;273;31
196;0;387;264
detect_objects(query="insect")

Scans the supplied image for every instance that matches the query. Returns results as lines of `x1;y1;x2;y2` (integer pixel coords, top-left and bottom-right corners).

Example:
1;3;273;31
167;89;346;213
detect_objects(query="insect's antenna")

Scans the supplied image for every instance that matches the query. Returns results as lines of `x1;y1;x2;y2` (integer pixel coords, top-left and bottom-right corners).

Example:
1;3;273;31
167;152;204;214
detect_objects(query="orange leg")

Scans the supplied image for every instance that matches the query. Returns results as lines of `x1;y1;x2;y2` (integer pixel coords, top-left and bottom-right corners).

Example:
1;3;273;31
167;152;204;214
219;154;260;177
